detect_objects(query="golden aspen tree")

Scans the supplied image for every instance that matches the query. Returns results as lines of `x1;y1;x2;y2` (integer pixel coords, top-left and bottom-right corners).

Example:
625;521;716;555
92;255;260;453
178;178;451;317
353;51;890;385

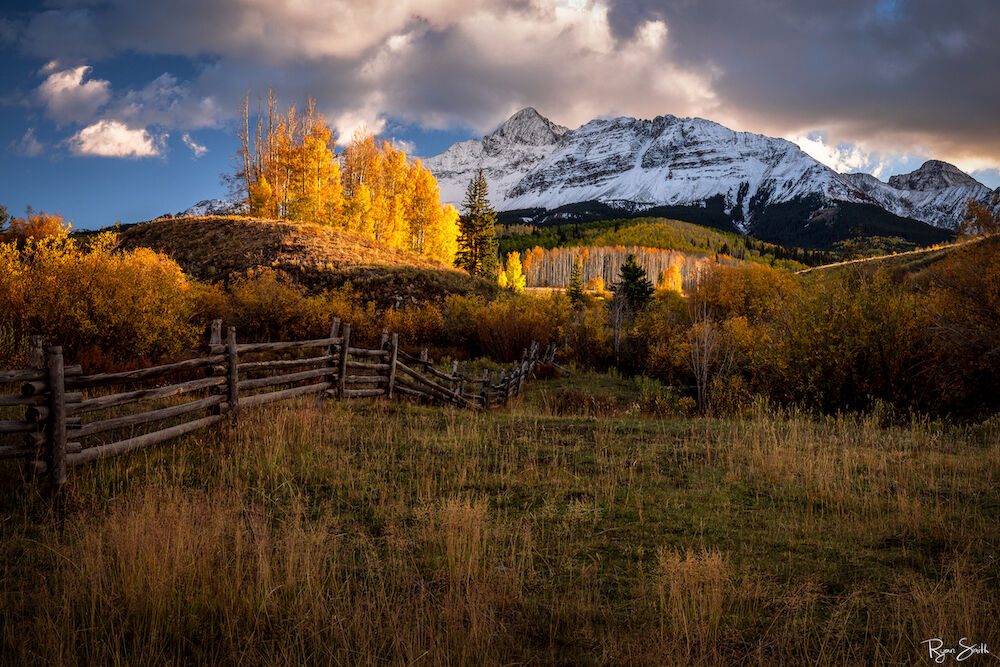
504;252;526;293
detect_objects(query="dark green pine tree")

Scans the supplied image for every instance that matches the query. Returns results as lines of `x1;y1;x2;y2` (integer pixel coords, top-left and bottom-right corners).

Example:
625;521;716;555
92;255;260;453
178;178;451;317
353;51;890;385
456;169;499;279
566;256;585;306
615;253;654;310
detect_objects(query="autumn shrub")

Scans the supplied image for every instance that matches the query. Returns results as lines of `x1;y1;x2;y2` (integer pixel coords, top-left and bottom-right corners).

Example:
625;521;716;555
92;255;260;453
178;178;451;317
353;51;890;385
0;232;200;368
382;301;447;347
564;301;612;368
776;268;927;413
226;267;332;342
0;209;71;244
920;237;1000;416
473;293;569;362
635;290;690;385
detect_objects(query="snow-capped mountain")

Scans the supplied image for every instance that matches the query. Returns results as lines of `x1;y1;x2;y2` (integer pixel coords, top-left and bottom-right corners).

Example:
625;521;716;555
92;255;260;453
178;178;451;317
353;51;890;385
423;108;997;244
180;198;245;217
841;161;995;229
426;108;568;208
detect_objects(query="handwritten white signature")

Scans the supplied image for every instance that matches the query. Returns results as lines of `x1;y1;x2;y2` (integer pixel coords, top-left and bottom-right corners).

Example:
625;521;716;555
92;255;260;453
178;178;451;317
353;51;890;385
921;638;990;663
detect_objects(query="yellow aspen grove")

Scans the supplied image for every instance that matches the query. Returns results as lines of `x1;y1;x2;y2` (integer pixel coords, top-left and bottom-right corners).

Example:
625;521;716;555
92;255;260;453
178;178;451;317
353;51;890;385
232;93;458;261
498;271;509;288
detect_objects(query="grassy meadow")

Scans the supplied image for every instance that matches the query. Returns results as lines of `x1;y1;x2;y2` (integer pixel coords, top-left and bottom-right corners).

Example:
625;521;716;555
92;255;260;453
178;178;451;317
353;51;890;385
2;371;997;665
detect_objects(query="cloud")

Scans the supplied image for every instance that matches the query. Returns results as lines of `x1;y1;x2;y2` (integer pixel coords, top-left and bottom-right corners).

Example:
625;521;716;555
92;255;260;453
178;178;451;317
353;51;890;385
111;73;224;131
67;120;164;158
786;132;892;177
390;137;417;154
181;132;207;157
11;128;44;157
10;0;1000;173
36;65;111;124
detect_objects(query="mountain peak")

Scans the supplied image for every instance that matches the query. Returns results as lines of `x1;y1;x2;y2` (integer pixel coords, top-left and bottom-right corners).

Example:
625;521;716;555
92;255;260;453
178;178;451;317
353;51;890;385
887;160;983;191
489;107;568;146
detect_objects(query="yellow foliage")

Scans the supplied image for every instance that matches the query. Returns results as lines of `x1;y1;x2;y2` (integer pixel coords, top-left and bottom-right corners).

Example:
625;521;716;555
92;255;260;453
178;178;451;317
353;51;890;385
2;210;71;243
0;232;199;367
503;252;526;293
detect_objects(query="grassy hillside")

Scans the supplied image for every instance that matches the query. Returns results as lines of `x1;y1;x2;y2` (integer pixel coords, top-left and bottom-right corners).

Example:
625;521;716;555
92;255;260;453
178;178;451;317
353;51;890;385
798;236;995;279
110;215;500;305
1;373;997;664
499;216;831;268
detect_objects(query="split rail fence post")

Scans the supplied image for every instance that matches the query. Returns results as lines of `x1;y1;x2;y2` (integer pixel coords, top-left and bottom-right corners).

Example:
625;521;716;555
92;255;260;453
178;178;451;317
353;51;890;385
208;319;223;416
337;323;351;399
226;327;239;424
457;361;467;402
448;361;459;403
27;337;44;474
480;370;491;410
318;317;340;407
46;346;67;487
386;333;399;399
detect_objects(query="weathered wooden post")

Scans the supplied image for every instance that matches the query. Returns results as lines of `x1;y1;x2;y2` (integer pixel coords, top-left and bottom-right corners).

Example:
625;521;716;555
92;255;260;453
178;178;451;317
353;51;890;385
209;319;222;347
208;320;224;415
419;348;429;374
226;327;239;424
457;361;467;401
25;337;45;470
479;370;492;410
29;336;44;370
46;346;67;487
448;360;459;399
386;333;399;400
317;317;340;407
380;326;390;350
497;370;507;406
337;323;351;399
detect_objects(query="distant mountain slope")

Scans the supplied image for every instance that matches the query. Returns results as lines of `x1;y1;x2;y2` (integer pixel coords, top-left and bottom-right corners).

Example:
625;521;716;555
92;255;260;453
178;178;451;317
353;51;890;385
114;216;498;306
423;108;993;248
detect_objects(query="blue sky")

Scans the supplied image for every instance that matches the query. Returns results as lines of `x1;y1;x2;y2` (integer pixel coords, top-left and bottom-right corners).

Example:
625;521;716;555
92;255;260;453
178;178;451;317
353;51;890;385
2;0;998;230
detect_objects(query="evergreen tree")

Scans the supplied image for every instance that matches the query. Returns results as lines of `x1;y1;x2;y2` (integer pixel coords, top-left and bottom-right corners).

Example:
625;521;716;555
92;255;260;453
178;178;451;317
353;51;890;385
456;169;499;279
615;253;654;309
567;256;585;306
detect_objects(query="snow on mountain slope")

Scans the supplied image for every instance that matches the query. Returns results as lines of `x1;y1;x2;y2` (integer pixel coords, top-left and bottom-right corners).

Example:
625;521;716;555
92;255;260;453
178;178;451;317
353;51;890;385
181;198;245;217
842;163;994;229
423;107;567;207
424;107;992;233
425;109;872;233
502;115;867;230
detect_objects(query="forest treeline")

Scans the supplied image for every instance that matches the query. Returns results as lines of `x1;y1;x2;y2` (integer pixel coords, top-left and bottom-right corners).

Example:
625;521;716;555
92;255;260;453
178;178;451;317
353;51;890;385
521;244;739;290
1;205;996;419
498;217;833;268
233;92;457;263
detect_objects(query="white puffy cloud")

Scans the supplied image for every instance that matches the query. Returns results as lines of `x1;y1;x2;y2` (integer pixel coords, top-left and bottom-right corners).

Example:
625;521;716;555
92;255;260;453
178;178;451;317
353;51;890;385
36;66;111;124
181;133;207;157
68;120;164;158
786;132;890;176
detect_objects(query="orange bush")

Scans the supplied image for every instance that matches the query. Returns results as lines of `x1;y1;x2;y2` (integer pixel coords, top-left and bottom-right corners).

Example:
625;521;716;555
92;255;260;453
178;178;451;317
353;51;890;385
0;232;199;367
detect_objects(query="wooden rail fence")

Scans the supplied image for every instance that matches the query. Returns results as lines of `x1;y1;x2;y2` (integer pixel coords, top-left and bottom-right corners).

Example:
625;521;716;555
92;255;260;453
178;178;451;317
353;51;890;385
0;320;558;488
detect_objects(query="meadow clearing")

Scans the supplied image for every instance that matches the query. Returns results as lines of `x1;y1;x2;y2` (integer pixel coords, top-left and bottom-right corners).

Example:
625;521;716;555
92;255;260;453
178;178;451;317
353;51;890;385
2;371;997;665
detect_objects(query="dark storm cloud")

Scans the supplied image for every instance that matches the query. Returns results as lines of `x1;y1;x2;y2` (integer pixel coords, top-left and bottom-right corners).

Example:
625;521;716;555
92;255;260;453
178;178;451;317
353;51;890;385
604;0;1000;159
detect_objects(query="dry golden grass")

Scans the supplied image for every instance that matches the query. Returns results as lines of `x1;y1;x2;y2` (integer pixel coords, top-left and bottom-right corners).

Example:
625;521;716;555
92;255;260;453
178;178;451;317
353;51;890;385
1;372;997;665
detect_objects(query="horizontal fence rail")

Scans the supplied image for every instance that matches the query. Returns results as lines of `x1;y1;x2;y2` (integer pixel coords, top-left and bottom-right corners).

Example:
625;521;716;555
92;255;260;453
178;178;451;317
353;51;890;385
0;321;560;488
